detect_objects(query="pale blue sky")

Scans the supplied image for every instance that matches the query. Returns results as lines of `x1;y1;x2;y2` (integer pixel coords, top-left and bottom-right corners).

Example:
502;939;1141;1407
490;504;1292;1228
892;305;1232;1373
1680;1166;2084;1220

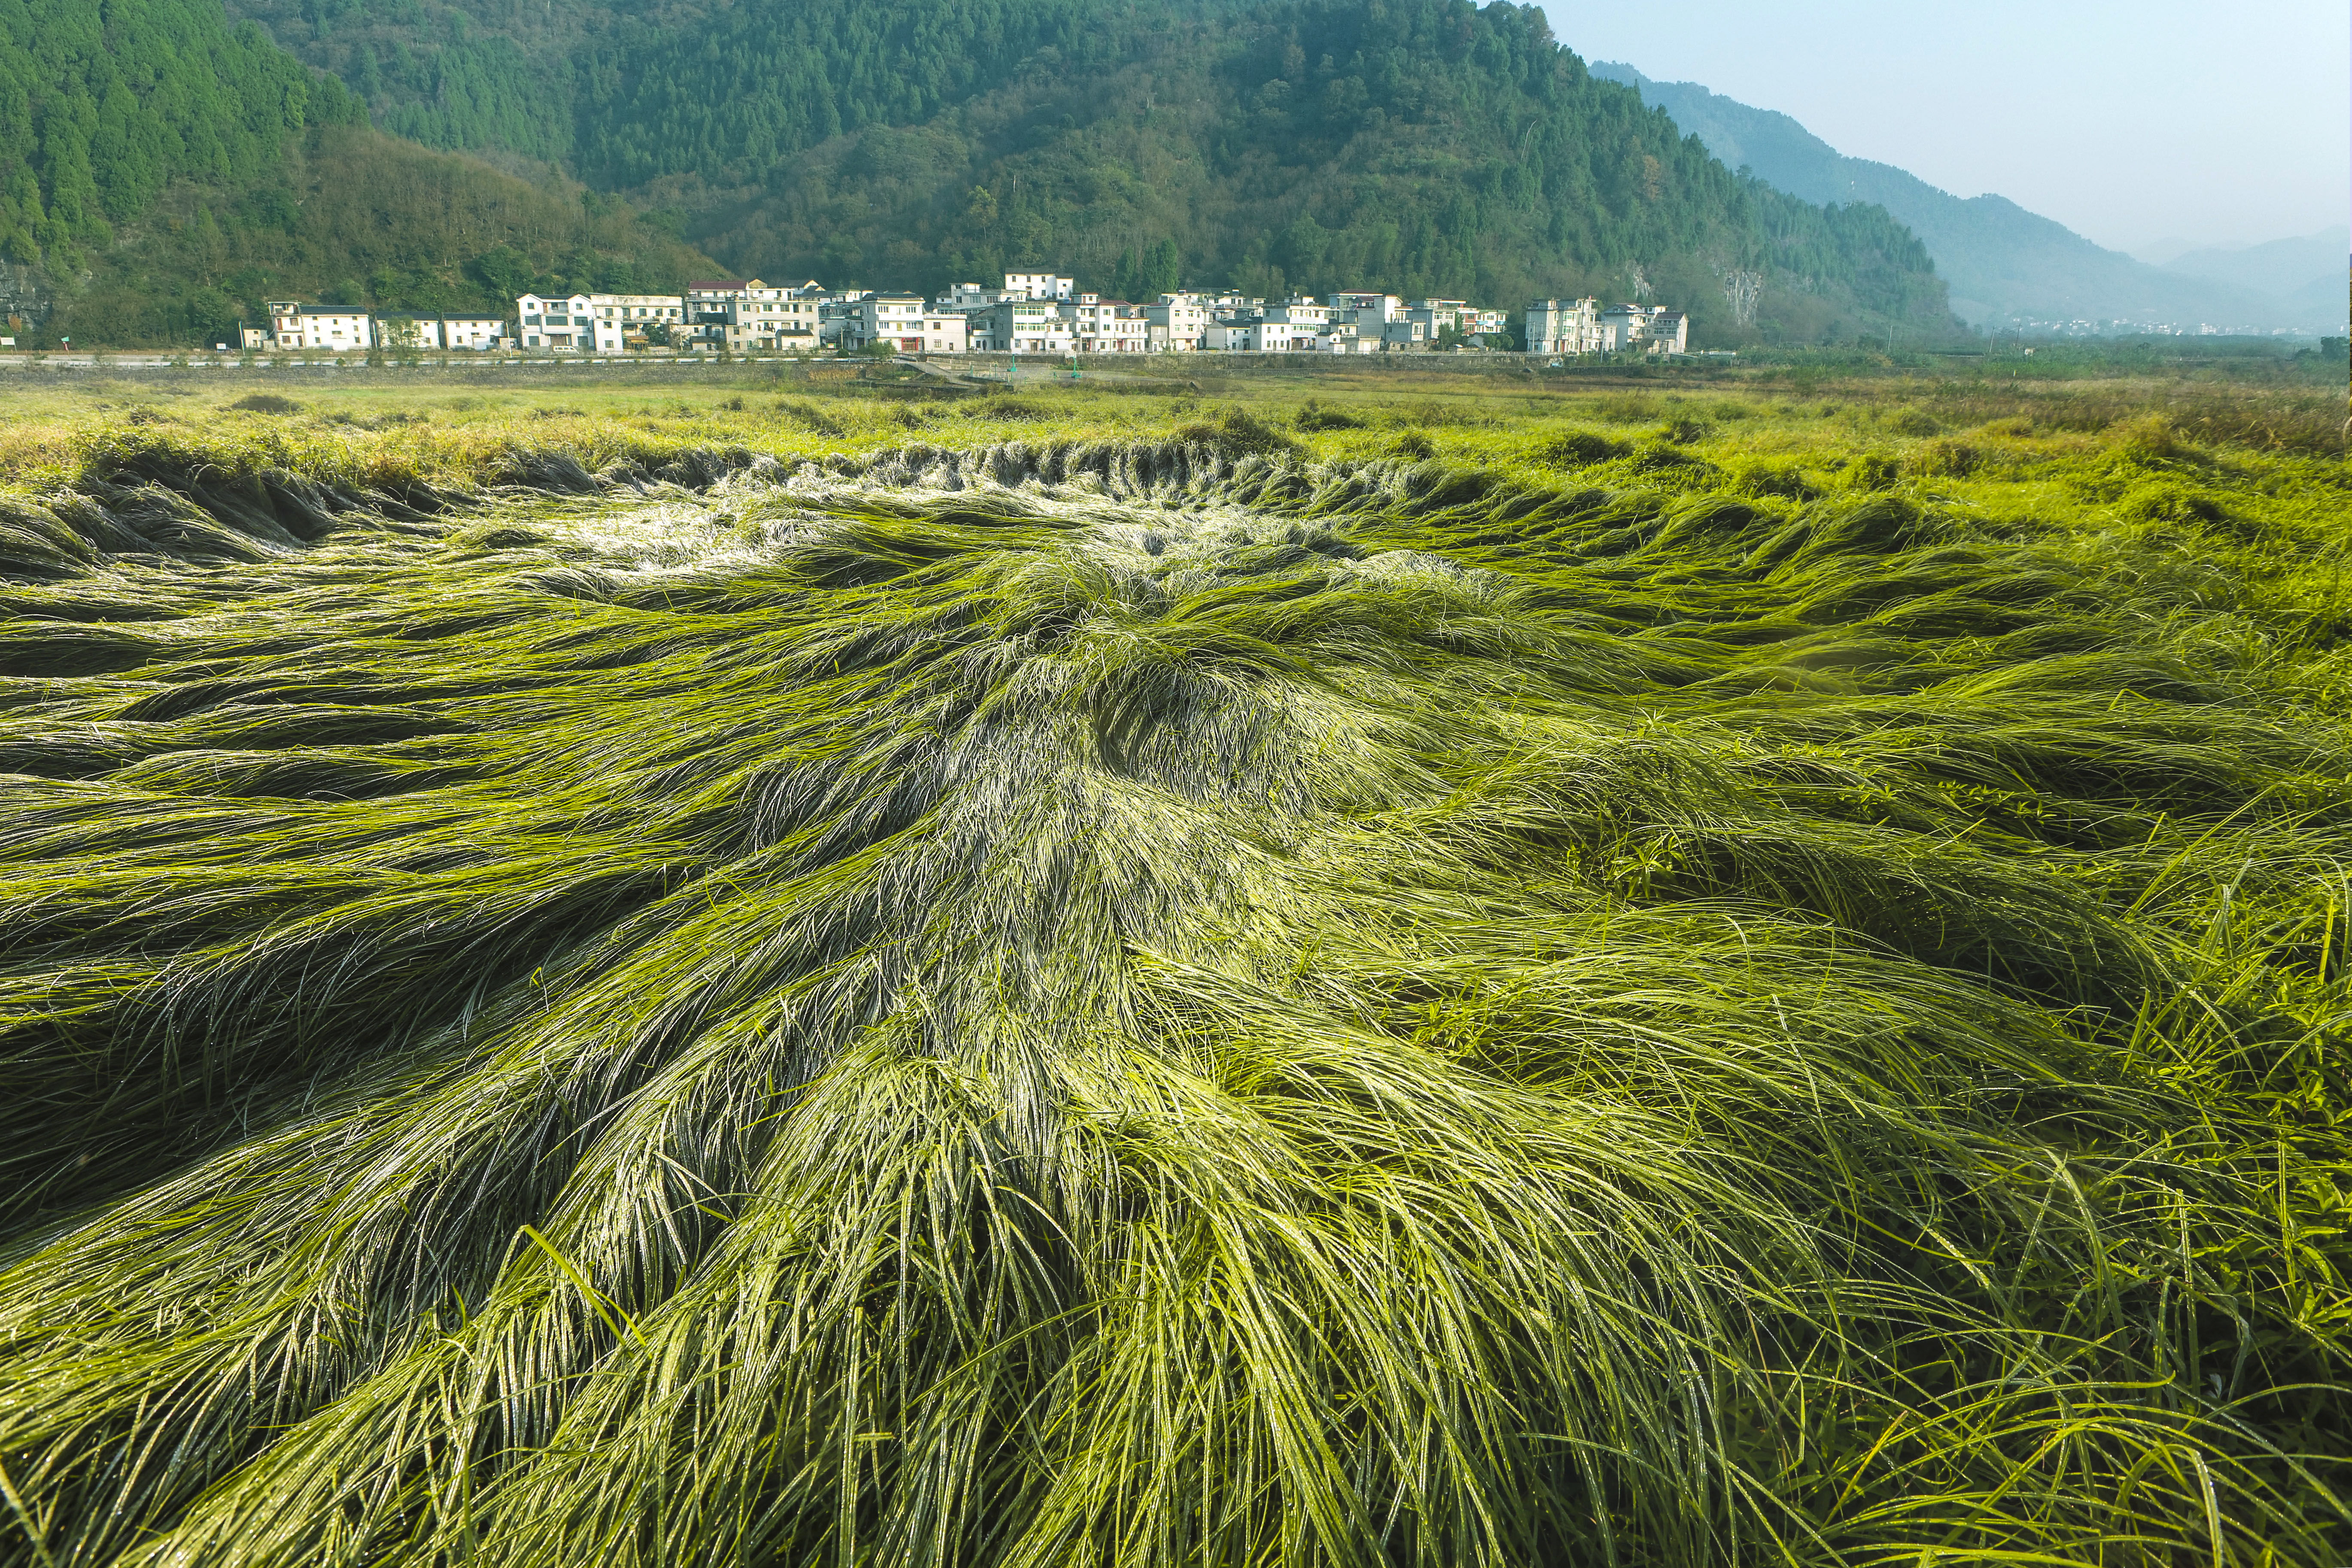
1542;0;2348;254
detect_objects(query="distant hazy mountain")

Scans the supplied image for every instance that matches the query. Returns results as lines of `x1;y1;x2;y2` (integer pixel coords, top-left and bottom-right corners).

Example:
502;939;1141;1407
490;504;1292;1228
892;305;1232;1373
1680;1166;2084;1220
1592;61;2331;331
2158;229;2347;319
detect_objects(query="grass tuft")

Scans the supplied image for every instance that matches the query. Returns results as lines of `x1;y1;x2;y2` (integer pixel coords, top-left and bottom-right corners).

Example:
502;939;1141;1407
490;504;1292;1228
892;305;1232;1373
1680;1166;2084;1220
0;371;2346;1566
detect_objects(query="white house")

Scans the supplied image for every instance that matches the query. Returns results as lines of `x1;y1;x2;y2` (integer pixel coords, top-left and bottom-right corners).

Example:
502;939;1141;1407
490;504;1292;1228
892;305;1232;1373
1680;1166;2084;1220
587;295;685;349
1003;271;1075;301
1526;297;1603;355
517;294;596;351
258;301;374;351
848;292;928;351
1144;292;1211;350
1260;298;1331;349
1316;326;1377;353
377;314;508;351
1063;295;1148;352
1328;292;1401;331
1600;302;1689;355
681;281;819;352
974;298;1074;354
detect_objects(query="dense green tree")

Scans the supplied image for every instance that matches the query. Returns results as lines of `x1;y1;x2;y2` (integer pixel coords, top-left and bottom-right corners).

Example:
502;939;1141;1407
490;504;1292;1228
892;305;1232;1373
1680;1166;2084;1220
0;0;356;268
49;127;716;346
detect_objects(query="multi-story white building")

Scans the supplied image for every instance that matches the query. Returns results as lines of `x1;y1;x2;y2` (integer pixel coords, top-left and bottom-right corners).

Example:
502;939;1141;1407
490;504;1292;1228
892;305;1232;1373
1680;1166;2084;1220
1204;317;1304;352
254;302;374;351
683;280;821;352
1263;298;1331;341
588;295;685;348
1598;303;1688;354
1328;292;1401;331
1003;271;1075;301
1526;297;1604;355
517;294;599;352
1063;295;1148;352
847;293;931;351
376;314;508;351
1144;292;1211;350
850;292;923;349
972;298;1074;354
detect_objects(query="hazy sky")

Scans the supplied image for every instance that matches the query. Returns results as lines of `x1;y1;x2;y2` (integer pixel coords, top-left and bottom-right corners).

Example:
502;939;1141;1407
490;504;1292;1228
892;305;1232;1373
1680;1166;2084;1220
1541;0;2349;255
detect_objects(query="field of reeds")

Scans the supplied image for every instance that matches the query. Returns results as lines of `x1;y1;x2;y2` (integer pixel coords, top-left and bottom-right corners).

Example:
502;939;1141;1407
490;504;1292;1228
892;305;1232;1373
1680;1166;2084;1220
1;357;2348;1565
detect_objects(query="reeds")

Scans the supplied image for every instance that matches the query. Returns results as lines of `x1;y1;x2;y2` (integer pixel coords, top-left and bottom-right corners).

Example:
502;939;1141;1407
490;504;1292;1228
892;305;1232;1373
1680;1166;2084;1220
0;423;2345;1565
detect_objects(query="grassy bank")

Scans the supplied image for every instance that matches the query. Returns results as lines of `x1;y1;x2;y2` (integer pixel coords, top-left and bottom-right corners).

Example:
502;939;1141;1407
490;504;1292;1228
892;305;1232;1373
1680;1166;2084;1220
0;362;2347;1564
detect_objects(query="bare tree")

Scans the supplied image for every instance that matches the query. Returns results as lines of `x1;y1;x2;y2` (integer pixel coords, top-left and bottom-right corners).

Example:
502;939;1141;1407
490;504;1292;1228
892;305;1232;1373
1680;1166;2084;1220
1628;264;1652;302
1721;268;1762;328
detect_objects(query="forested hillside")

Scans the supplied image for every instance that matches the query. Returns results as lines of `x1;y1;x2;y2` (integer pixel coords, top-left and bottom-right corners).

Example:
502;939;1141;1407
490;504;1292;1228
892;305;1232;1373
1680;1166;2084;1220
229;0;1964;346
1;0;713;346
47;128;719;348
0;0;352;272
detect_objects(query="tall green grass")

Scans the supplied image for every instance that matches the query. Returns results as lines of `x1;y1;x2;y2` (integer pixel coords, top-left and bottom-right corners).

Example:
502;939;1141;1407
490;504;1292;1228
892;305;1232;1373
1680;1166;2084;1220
0;423;2346;1565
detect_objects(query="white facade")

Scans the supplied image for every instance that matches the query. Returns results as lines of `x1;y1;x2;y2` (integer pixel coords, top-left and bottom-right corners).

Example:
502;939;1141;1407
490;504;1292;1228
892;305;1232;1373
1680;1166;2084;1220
262;302;374;351
1063;295;1148;352
1003;271;1075;301
517;293;595;351
1144;293;1211;350
589;295;685;349
849;293;928;350
684;280;821;352
978;299;1074;354
1204;319;1299;352
378;315;507;351
1328;292;1401;329
1526;297;1603;355
1600;303;1689;355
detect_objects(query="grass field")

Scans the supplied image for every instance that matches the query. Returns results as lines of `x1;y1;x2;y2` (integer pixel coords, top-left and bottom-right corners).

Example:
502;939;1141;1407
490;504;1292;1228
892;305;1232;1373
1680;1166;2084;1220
0;355;2347;1565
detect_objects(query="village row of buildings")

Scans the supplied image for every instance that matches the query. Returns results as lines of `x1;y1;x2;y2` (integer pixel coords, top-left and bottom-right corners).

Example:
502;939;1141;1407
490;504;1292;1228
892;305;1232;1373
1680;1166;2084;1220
241;275;1690;358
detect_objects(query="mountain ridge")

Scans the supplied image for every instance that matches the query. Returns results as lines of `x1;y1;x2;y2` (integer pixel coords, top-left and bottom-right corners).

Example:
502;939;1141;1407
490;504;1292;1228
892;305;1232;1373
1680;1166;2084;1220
1589;61;2331;332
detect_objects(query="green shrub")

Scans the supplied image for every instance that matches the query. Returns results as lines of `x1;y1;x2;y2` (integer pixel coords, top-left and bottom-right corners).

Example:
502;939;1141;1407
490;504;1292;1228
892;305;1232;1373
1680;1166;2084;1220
1536;429;1629;468
1727;458;1819;500
1907;439;1983;478
1293;401;1364;432
1846;451;1901;490
1176;407;1302;457
2117;478;2225;525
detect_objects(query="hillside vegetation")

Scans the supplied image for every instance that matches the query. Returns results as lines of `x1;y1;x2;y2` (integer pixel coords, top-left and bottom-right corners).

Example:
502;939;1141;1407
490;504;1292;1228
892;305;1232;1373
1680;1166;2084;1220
0;0;353;274
0;0;715;347
47;126;718;349
227;0;1964;345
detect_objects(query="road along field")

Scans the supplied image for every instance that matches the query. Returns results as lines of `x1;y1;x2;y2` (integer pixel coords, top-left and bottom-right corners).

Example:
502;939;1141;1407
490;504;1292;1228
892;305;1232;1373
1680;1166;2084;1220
0;363;2346;1565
